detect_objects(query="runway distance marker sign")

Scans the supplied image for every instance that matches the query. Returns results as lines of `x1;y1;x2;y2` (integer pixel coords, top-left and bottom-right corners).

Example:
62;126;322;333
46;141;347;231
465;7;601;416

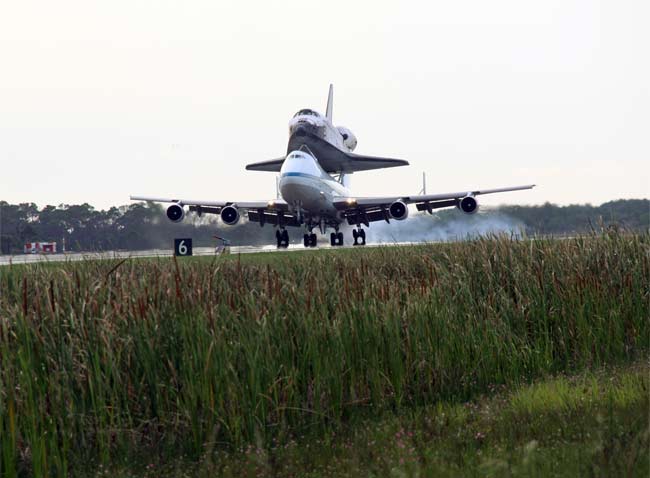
174;238;193;256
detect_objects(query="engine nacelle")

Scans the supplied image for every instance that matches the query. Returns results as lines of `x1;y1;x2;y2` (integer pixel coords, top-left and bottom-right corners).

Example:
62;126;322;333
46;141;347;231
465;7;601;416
220;206;240;225
458;195;479;214
166;204;185;223
337;126;358;151
389;200;409;220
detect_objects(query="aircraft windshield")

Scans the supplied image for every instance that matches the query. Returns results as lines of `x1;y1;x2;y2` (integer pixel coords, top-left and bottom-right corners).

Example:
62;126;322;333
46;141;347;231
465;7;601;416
293;109;319;118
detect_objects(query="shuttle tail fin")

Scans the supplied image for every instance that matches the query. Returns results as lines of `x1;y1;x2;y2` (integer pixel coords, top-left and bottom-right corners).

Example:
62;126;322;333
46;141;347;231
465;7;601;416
325;84;334;122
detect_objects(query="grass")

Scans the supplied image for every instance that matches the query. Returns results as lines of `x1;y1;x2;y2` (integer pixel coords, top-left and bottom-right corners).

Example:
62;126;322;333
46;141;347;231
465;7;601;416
0;232;648;476
175;361;650;477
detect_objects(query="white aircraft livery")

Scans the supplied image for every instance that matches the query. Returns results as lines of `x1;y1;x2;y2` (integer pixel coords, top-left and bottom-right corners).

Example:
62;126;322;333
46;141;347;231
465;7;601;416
132;86;535;248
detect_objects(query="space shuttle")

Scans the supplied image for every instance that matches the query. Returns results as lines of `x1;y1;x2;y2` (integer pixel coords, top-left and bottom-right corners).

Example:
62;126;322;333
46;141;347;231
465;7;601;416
246;85;409;174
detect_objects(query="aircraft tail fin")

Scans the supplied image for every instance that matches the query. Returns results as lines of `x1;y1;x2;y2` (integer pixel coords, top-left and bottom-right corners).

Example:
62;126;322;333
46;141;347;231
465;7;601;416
325;84;334;121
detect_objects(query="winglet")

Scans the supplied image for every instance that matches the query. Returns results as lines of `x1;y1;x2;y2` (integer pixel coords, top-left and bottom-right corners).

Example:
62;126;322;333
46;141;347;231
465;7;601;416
325;84;334;122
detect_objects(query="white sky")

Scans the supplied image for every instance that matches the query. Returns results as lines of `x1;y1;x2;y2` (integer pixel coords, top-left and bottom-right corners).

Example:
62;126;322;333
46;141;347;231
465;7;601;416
0;0;648;210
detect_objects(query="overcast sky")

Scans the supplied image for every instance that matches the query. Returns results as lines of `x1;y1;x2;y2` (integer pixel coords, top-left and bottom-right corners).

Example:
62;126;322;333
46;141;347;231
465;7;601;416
1;0;648;210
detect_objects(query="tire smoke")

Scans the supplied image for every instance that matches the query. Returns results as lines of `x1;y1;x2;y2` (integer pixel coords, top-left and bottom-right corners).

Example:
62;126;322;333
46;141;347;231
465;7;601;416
362;209;526;244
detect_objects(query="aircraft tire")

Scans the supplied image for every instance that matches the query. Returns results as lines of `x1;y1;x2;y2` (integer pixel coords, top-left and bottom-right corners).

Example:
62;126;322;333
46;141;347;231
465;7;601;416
337;232;344;245
309;234;317;247
330;233;337;246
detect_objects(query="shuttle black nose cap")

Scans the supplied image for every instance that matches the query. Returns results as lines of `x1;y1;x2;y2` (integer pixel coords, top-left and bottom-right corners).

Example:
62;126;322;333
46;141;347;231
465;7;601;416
294;126;307;137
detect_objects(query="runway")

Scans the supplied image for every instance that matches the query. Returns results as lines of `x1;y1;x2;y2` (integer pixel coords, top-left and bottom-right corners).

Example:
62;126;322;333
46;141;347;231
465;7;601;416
0;242;412;266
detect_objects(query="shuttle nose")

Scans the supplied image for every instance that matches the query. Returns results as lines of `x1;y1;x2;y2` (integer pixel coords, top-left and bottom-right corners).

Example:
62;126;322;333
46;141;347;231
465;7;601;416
289;118;318;138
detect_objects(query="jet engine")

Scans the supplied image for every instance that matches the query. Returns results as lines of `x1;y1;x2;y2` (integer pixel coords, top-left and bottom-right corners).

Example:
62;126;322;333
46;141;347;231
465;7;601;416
166;204;185;223
337;127;358;151
458;195;479;214
389;200;409;220
220;206;240;225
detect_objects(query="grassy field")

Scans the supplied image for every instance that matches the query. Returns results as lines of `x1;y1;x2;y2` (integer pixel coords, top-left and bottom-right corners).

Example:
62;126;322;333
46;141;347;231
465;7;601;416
0;232;648;476
163;362;650;477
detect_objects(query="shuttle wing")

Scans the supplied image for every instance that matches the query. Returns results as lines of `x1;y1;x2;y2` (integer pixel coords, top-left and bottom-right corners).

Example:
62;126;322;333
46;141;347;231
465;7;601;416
245;157;285;172
343;153;409;172
245;153;408;173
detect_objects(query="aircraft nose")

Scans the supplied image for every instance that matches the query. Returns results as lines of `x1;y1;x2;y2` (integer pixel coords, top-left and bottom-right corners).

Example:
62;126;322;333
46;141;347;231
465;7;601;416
290;118;318;138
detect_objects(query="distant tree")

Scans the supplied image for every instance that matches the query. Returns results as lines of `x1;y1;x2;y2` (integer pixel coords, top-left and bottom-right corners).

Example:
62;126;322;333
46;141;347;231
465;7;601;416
0;199;647;253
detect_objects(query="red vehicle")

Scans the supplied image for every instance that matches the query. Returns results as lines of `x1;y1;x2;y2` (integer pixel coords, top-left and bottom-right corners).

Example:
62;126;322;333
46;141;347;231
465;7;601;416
23;242;57;254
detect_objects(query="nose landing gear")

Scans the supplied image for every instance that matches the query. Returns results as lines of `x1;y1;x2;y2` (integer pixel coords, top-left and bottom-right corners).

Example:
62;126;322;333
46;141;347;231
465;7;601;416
276;229;289;248
352;228;366;246
303;233;317;248
330;232;344;247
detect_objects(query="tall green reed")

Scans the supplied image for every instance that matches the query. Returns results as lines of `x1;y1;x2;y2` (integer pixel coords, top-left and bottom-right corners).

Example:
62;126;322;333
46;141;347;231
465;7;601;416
0;232;647;475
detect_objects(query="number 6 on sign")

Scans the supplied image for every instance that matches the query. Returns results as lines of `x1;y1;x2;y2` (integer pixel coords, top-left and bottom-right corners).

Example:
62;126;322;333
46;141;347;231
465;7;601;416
174;238;193;256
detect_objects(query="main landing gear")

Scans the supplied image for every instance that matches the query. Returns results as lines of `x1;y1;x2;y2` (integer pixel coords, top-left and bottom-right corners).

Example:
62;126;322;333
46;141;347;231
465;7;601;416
276;229;289;248
352;228;366;246
330;231;344;247
303;233;317;248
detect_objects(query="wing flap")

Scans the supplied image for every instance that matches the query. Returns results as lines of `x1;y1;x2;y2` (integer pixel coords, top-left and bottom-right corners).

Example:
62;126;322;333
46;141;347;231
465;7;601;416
188;205;222;216
333;197;399;210
247;210;301;228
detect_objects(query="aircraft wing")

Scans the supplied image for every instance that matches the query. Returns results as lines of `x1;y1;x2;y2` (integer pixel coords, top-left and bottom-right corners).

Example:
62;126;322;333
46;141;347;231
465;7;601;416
245;154;408;173
245;157;285;172
130;195;288;210
343;153;409;172
130;195;304;227
332;184;535;225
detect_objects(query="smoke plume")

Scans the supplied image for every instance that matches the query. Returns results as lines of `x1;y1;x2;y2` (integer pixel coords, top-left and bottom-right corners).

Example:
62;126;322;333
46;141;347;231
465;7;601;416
360;209;526;244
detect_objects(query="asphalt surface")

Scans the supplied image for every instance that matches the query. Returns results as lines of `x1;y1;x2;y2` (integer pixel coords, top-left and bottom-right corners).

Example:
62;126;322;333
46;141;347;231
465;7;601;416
0;242;412;266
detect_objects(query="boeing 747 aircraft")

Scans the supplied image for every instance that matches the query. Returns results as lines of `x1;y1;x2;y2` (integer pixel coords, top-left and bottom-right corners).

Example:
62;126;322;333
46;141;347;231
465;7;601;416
132;86;535;248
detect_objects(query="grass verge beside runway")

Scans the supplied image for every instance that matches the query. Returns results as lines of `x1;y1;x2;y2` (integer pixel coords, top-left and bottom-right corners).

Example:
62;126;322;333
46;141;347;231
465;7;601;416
0;233;648;476
156;361;650;477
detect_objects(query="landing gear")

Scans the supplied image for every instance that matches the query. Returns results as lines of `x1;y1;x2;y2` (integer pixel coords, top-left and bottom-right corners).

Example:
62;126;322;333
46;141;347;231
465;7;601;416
330;231;344;247
352;228;366;246
276;229;289;248
303;233;317;248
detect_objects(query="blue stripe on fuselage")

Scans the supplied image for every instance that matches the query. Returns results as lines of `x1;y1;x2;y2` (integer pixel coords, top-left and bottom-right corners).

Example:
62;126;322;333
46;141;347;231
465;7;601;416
281;172;320;179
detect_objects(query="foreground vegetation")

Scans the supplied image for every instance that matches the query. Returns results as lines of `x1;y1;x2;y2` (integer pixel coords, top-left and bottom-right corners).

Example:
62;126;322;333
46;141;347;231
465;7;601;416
131;362;650;477
0;233;648;476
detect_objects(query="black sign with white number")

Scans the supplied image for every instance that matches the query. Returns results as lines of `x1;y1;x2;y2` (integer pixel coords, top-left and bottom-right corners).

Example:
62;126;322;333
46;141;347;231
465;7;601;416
174;238;193;256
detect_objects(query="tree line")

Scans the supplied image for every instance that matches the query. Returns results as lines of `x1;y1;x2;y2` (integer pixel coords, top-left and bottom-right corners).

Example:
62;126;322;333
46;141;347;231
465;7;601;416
0;199;647;254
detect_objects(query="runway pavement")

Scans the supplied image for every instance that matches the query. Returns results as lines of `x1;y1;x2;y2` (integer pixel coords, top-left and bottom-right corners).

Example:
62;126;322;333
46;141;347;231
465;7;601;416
0;241;413;266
